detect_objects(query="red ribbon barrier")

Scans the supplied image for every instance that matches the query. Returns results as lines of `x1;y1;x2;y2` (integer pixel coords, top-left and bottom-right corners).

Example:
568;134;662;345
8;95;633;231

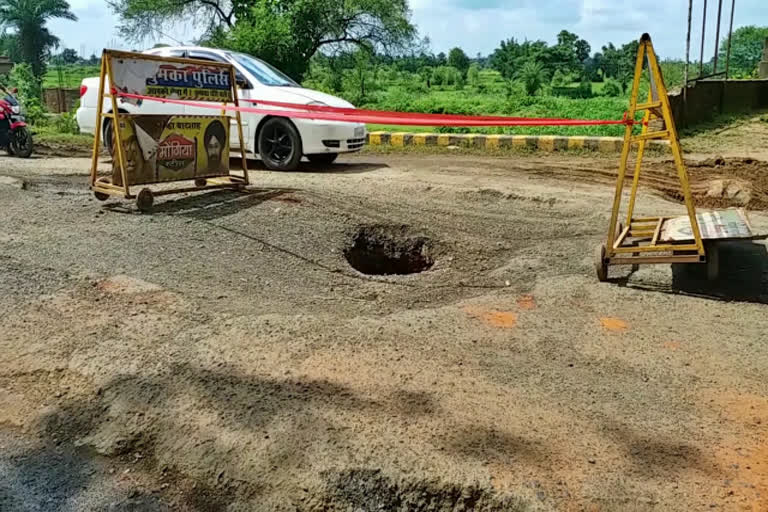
116;92;635;127
241;98;577;123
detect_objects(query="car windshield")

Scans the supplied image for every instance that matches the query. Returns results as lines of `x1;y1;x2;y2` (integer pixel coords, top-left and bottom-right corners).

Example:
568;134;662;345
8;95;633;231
228;52;298;87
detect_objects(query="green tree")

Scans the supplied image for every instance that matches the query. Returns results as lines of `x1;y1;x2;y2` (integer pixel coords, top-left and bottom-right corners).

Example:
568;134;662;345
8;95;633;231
542;30;590;76
490;37;548;80
455;71;465;90
448;47;470;75
600;40;639;90
718;26;768;76
346;46;373;103
0;31;20;63
110;0;415;81
418;65;433;87
467;63;479;88
0;0;77;76
59;47;78;64
520;61;546;96
602;78;622;97
550;68;566;87
575;38;591;62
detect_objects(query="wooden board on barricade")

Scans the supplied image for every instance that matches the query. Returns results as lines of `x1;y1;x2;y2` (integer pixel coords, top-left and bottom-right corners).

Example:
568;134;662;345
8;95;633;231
89;49;248;212
112;115;231;186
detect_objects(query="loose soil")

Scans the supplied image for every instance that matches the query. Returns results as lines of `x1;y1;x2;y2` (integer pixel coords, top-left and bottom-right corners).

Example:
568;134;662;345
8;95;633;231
525;156;768;210
1;151;767;511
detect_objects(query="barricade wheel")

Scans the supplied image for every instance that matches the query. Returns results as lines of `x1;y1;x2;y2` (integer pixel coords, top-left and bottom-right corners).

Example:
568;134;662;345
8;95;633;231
94;177;110;202
595;243;608;282
194;178;207;188
136;188;154;213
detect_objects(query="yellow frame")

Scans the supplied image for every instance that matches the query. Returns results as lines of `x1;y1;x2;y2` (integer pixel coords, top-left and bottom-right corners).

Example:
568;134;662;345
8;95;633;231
598;34;706;279
89;50;250;203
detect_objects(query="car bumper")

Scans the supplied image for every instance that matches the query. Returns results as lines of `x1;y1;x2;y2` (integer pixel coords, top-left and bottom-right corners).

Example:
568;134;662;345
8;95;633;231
295;119;366;154
76;106;96;135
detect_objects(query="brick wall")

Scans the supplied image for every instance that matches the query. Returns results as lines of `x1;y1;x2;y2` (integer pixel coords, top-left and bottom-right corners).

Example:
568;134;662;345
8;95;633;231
43;88;81;113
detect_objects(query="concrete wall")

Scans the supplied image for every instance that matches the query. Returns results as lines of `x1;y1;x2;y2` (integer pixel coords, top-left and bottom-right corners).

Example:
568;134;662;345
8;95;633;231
0;56;11;75
43;88;80;113
759;37;768;79
669;79;768;127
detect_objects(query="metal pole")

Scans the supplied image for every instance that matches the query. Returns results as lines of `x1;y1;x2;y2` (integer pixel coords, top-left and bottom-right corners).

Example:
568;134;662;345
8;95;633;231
685;0;693;100
725;0;736;79
713;0;724;73
699;0;708;76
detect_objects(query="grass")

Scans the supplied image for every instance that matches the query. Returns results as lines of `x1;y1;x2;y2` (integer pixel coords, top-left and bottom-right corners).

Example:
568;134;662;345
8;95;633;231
358;87;633;137
367;124;438;133
34;128;94;156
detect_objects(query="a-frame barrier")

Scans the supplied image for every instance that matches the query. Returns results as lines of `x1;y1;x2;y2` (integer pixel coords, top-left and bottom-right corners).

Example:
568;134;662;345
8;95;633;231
88;50;249;212
595;33;707;281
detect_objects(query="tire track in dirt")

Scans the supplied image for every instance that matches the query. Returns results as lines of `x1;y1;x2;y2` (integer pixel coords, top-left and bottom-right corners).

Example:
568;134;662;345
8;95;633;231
528;157;768;210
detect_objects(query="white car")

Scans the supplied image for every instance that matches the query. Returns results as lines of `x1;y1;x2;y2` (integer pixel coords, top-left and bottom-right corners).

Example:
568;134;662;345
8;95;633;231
76;46;366;170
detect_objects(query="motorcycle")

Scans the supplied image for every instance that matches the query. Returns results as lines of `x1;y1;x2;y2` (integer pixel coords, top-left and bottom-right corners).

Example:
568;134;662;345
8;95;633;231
0;86;33;158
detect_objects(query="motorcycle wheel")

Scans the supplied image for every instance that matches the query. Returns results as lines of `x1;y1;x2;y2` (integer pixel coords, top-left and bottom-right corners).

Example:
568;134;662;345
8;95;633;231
10;127;33;158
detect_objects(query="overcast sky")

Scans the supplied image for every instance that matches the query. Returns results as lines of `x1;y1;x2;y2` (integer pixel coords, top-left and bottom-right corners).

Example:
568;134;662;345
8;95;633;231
50;0;768;61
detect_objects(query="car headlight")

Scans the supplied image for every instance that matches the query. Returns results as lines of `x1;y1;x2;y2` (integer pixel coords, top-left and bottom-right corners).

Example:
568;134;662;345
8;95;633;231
11;106;20;114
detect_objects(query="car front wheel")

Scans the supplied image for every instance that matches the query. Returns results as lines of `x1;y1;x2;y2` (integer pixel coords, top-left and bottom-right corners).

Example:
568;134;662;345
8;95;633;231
258;117;303;171
307;153;338;165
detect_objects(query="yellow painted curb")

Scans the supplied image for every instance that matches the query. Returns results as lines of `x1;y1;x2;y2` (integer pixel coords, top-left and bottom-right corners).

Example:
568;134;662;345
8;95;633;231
391;133;407;147
567;137;586;150
537;136;555;152
366;132;670;153
598;138;620;153
368;132;385;145
511;136;528;149
485;135;502;149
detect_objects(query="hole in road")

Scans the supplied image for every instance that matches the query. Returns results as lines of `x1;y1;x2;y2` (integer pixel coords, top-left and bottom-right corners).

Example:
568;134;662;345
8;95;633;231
344;225;435;276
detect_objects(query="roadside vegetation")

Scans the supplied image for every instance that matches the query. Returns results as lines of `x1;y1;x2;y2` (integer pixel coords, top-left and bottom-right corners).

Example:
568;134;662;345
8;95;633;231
1;0;766;142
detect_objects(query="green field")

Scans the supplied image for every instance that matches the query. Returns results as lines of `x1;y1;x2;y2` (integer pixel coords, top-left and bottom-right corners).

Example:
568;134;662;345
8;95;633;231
43;64;100;89
360;88;631;137
302;65;672;137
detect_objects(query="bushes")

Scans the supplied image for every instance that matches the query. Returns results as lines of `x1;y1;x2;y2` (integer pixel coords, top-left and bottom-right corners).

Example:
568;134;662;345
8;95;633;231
602;78;622;97
9;63;46;125
519;61;546;96
51;111;80;134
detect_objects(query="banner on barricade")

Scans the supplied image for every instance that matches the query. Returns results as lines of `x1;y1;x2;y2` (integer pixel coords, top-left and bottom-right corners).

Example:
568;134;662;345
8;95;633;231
114;115;230;186
90;50;248;211
109;51;234;103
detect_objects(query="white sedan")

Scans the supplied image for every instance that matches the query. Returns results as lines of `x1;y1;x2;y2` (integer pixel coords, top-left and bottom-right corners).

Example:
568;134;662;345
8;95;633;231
76;46;366;170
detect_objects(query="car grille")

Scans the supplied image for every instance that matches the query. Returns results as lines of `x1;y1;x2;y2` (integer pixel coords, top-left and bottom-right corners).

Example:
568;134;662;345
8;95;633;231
322;140;340;148
347;138;365;150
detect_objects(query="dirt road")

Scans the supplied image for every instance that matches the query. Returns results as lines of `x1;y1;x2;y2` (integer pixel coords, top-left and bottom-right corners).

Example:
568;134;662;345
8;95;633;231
1;152;767;511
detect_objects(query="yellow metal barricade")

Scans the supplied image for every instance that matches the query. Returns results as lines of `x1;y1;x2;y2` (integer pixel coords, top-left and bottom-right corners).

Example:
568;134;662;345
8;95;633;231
89;50;249;212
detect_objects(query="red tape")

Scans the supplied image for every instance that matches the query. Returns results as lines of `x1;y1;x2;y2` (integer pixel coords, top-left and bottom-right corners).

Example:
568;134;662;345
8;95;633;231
116;92;635;127
241;98;577;123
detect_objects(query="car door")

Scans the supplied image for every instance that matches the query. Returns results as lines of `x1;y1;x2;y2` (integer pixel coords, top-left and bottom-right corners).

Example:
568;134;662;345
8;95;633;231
185;50;250;152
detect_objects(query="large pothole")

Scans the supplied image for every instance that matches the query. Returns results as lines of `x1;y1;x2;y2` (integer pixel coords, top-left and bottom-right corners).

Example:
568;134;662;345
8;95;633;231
344;225;435;276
